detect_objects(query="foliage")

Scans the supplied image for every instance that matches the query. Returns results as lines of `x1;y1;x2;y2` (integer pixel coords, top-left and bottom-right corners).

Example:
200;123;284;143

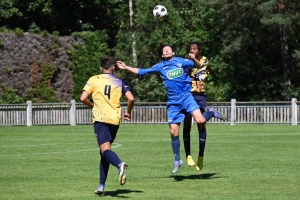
25;83;59;103
197;0;300;101
1;0;300;102
0;85;24;104
0;0;123;47
69;31;109;101
14;27;23;36
24;64;59;103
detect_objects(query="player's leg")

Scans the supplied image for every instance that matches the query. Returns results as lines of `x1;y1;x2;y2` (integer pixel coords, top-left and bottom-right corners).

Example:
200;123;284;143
208;108;227;120
193;108;227;123
192;108;209;123
169;123;184;174
194;95;207;171
168;103;187;174
183;114;196;166
95;151;110;196
94;122;127;196
196;124;206;171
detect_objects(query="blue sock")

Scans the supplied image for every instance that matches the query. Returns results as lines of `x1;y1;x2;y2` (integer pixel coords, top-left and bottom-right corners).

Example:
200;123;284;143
202;111;214;122
171;136;180;161
102;149;121;167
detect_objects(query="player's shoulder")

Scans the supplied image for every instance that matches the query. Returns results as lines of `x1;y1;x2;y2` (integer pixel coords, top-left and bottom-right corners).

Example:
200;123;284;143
200;56;208;61
88;74;102;81
173;56;185;60
171;57;188;63
173;56;193;65
153;61;164;68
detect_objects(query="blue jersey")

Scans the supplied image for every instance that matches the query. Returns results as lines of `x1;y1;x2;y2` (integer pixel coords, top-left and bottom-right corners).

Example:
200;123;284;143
138;57;195;103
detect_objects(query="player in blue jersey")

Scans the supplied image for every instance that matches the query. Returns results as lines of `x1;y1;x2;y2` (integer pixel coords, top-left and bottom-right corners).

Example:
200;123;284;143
80;57;135;196
117;45;225;174
183;42;226;171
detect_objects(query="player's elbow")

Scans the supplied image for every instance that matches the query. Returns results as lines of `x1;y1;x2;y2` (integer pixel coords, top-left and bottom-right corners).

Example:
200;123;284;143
79;96;85;102
125;91;135;102
128;96;135;103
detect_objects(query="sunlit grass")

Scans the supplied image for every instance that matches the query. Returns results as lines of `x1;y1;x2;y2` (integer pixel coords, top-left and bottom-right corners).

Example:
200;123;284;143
0;124;299;199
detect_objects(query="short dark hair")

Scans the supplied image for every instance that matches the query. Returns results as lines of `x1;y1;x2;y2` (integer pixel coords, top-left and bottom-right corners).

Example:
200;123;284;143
100;57;116;70
188;42;202;52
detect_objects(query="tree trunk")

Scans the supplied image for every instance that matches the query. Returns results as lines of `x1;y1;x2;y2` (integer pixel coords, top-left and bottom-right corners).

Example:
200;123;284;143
129;0;137;68
129;0;139;86
279;24;291;87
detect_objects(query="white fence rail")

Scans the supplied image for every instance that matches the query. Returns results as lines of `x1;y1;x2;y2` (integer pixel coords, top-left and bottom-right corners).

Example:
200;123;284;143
0;99;298;126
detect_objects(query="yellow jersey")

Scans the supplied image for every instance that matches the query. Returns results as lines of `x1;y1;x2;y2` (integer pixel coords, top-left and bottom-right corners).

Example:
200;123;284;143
189;56;209;93
83;73;131;125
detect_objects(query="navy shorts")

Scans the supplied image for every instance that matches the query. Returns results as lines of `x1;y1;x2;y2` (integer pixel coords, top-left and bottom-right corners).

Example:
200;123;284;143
192;93;207;113
93;121;119;146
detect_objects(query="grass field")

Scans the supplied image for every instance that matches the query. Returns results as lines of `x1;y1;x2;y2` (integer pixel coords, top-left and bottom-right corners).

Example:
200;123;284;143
0;124;300;200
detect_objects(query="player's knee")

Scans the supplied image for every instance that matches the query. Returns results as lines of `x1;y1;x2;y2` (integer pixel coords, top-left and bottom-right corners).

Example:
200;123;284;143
170;130;178;136
169;128;179;136
194;117;206;124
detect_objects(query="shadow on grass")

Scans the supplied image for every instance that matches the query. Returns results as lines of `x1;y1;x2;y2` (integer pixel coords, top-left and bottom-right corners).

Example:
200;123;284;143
170;173;219;181
102;189;143;198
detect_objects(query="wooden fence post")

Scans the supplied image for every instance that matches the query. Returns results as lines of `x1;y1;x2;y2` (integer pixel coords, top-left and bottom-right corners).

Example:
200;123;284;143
231;99;236;125
26;100;32;126
291;98;297;126
70;100;76;126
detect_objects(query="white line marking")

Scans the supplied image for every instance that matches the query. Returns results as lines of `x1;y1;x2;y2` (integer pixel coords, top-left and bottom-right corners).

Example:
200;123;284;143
0;143;122;157
0;142;96;148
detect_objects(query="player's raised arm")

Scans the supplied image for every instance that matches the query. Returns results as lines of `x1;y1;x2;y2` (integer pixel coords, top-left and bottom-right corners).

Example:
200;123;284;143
116;61;139;74
188;53;202;68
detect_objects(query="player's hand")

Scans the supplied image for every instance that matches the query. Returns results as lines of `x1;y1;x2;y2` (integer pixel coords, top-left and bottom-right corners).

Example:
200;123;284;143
188;53;196;59
124;113;131;121
116;61;127;69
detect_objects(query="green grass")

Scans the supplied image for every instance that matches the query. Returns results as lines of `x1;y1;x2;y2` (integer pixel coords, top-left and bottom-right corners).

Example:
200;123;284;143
0;124;300;200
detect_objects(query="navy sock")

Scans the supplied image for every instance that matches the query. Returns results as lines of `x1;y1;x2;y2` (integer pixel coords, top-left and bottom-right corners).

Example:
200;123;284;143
183;116;192;157
99;158;109;185
202;111;214;122
102;149;122;167
171;136;180;161
198;126;207;157
99;151;110;186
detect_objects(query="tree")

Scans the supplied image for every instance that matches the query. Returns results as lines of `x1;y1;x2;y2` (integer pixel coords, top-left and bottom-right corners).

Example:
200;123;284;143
259;0;300;99
197;0;300;101
0;0;125;47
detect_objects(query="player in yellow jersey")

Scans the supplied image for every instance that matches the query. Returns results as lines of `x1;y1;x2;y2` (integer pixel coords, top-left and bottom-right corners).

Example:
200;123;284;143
183;42;225;171
80;57;134;196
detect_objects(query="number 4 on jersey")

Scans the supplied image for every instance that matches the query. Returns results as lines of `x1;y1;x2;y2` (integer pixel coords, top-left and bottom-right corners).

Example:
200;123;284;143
104;85;111;99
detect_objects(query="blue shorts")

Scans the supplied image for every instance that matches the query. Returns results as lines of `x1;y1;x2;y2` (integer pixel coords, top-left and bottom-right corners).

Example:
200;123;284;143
192;93;207;113
93;122;119;146
167;93;199;124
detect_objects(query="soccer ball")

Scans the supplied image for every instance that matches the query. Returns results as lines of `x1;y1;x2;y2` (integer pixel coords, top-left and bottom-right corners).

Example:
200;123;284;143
153;5;167;18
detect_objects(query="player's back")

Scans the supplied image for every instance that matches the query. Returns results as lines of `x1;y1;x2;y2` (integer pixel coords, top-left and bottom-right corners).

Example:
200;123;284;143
83;73;124;125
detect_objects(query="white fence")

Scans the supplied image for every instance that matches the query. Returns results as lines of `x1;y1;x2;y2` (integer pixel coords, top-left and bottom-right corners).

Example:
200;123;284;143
0;99;298;126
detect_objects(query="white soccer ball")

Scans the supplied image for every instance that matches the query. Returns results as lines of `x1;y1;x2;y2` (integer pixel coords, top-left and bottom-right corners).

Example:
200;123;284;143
153;5;167;18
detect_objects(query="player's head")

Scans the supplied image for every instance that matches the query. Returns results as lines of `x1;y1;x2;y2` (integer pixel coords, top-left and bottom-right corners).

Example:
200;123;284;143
100;57;116;70
189;42;202;58
161;45;175;60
